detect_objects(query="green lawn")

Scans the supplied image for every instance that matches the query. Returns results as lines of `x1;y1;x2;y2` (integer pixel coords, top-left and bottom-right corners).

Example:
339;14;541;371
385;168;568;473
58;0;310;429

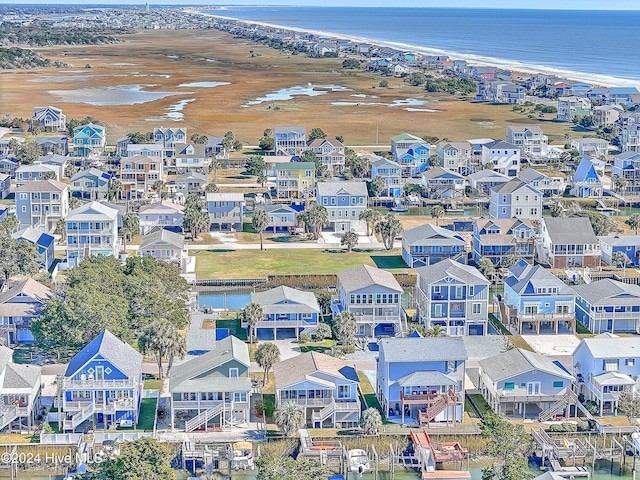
134;398;157;431
299;340;336;354
357;371;386;422
467;394;493;418
194;248;407;279
143;379;162;391
488;313;511;336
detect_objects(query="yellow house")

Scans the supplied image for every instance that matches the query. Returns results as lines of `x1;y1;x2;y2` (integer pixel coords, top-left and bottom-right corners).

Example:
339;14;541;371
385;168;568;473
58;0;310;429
275;162;316;199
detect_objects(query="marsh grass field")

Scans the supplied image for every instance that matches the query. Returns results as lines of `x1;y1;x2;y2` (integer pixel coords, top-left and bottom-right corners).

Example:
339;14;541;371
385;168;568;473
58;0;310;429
1;28;574;144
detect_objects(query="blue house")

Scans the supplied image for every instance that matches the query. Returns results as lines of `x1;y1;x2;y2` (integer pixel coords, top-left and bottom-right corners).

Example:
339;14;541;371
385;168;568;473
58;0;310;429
316;181;368;232
472;218;536;265
421;167;465;199
599;235;640;267
61;330;143;432
206;192;244;231
377;337;467;426
69;168;112;200
415;259;490;336
611;151;640;195
570;157;603;198
250;286;321;340
401;223;466;268
489;179;542;221
72;123;106;158
573;334;640;416
13;227;54;271
371;157;402;197
573;279;640;334
503;260;576;334
391;133;431;177
479;348;575;420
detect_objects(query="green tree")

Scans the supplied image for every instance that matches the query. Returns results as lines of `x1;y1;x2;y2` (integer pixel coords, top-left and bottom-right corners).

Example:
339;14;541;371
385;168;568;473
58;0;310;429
259;135;274;151
425;324;447;337
549;203;564;217
139;319;186;380
572;210;614;236
274;401;305;436
430;205;445;226
428;154;440;167
242;302;263;348
612;251;631;276
477;257;495;280
308;128;327;141
314;290;332;315
121;212;139;252
55;218;67;242
341;230;359;253
246;155;267;176
360;407;382;435
256;454;330;480
616;390;640;422
210;160;222;182
359;208;382;237
107;179;123;201
205;182;219;193
80;437;175;480
335;311;357;347
152;180;166;199
0;216;18;234
183;194;207;240
126;131;154;144
349;156;371;178
0;233;39;290
222;131;235;152
626;213;640;234
480;413;534;480
31;296;84;358
252;208;269;252
255;342;280;386
614;176;628;195
314;322;332;340
379;79;389;88
64;163;77;178
299;149;321;169
190;133;208;144
375;213;403;250
368;175;386;197
44;170;57;180
16;141;42;164
297;204;328;240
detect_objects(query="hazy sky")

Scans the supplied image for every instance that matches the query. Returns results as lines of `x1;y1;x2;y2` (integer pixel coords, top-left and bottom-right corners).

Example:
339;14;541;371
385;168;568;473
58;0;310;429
4;0;640;9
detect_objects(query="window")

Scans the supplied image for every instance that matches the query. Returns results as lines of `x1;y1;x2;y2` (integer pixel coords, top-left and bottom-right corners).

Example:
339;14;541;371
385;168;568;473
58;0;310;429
504;382;515;390
527;382;541;395
626;359;635;366
553;381;564;388
337;385;350;399
472;303;481;314
468;286;474;297
233;392;247;402
604;359;618;372
229;368;239;378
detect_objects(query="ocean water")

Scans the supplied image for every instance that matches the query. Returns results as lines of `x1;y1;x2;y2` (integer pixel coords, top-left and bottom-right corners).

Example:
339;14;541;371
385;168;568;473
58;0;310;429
206;7;640;86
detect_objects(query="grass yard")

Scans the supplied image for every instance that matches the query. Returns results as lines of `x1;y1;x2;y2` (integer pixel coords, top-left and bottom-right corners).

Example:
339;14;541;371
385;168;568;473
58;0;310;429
300;339;336;354
357;372;385;422
488;313;511;336
508;336;535;352
134;398;157;432
143;379;163;391
467;393;493;418
193;248;406;279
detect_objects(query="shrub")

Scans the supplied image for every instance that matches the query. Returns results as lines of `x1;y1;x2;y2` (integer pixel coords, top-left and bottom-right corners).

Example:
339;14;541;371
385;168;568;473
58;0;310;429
298;333;312;344
547;422;577;433
314;322;333;340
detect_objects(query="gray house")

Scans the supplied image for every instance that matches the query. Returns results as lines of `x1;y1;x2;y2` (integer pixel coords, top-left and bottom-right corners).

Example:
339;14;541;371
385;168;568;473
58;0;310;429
176;172;208;198
207;192;244;231
69;168;112;200
0;174;9;200
138;228;187;272
169;336;250;432
478;348;575;420
16;180;69;232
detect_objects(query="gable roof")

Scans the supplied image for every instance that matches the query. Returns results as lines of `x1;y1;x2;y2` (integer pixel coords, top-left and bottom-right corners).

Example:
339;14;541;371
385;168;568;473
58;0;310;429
599;235;640;248
573;157;602;183
505;260;573;295
275;162;316;171
139;200;185;215
379;337;468;363
573;279;640;306
469;169;510;182
307;137;344;148
0;278;53;305
273;351;358;391
65;330;143;379
479;348;574;382
574;335;640;359
250;286;320;313
261;204;297;215
421;166;465;181
415;259;489;286
517;168;547;183
206;192;245;202
16;179;67;193
169;336;250;393
316;181;368;197
402;224;465;247
274;126;306;136
484;140;519;150
70;168;111;183
66;201;118;222
491;179;539;195
3;363;40;389
391;133;423;143
397;371;458;387
176;172;208;182
542;217;598;245
139;228;185;250
13;227;54;248
337;264;403;293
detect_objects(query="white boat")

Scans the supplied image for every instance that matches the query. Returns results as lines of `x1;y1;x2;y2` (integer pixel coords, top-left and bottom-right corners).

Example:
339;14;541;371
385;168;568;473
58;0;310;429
231;441;254;471
348;449;370;474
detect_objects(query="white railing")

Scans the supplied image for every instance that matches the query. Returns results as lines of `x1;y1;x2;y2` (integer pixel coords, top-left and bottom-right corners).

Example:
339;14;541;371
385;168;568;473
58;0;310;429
63;378;136;389
280;397;334;407
0;406;19;431
64;402;95;430
184;403;225;432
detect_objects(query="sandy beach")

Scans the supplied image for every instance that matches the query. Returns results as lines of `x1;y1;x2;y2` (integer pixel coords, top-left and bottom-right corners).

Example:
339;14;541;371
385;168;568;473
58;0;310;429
0;26;574;145
194;10;640;89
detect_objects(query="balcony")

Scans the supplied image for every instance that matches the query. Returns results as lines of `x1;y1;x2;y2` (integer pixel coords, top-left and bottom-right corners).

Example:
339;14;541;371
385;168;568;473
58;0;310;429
171;399;249;410
279;397;335;407
63;398;135;413
62;378;137;389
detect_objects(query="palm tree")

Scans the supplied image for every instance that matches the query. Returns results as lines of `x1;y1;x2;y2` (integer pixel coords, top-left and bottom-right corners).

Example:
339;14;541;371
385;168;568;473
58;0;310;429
255;342;280;386
341;230;359;253
69;196;82;210
108;179;123;201
152;180;166;199
164;328;187;378
477;257;495;280
430;205;445;226
626;214;640;234
425;324;447;337
360;408;382;435
308;204;329;240
612;251;631;277
359;208;382;236
252;208;269;252
121;212;139;252
210;161;222;182
274;401;305;436
375;213;403;250
138;319;182;381
242;302;263;348
55;218;67;242
549;203;564;218
335;311;357;347
190;209;210;240
205;182;219;193
614;176;628;196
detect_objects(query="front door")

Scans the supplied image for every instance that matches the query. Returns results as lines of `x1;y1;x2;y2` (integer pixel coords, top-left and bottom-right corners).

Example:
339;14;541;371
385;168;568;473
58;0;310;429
527;382;540;395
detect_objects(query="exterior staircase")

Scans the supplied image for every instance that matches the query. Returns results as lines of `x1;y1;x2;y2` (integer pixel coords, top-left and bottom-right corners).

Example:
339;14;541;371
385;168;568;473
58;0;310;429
185;403;225;432
311;400;360;426
418;390;458;425
0;406;19;431
538;394;569;422
64;402;95;431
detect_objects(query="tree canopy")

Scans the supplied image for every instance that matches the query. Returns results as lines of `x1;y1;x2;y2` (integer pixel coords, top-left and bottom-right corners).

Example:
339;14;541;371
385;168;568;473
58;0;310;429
0;223;39;289
32;256;189;358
